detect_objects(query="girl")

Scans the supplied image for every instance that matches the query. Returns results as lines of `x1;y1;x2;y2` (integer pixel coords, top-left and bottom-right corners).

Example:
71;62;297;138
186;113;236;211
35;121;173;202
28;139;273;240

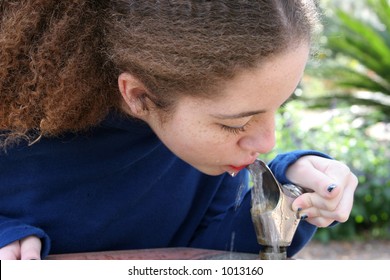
0;0;357;260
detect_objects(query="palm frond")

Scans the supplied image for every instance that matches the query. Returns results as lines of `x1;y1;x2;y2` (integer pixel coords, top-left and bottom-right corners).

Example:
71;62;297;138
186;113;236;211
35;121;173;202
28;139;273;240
307;1;390;115
302;94;390;117
367;0;390;39
327;66;390;94
330;10;390;79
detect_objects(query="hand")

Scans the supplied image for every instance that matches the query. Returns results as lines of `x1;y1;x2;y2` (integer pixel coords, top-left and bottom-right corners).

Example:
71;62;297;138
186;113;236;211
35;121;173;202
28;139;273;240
286;155;358;227
0;236;42;260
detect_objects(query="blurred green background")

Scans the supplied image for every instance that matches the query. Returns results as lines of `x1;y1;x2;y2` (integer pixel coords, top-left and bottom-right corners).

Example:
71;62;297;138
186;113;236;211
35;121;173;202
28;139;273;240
262;0;390;242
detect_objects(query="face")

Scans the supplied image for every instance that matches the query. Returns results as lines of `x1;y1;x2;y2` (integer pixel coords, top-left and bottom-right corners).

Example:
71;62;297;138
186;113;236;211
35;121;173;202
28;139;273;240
123;43;310;176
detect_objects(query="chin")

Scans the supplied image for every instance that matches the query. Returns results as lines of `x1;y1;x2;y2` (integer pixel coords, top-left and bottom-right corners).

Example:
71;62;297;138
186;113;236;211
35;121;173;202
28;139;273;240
193;165;226;176
204;171;225;176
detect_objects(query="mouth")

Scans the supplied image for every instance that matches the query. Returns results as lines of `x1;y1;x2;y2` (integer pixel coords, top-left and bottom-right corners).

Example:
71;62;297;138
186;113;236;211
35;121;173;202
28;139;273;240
228;164;249;172
225;158;258;176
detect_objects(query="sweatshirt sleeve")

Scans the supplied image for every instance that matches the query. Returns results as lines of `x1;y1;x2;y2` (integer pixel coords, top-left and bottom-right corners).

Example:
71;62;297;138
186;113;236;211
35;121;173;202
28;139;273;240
0;216;51;259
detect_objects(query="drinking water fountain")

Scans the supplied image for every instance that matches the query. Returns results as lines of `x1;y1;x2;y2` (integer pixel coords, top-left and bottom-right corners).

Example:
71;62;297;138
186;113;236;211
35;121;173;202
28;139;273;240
247;159;309;260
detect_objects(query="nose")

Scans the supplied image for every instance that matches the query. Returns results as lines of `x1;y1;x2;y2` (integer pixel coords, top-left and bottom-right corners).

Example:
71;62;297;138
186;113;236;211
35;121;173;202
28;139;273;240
237;116;276;154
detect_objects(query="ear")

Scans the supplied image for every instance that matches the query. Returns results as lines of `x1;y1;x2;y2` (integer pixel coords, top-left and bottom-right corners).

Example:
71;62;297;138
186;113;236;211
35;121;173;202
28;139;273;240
118;73;150;117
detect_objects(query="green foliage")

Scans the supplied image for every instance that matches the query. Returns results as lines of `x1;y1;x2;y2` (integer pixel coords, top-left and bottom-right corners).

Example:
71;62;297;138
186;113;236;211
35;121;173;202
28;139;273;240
307;0;390;118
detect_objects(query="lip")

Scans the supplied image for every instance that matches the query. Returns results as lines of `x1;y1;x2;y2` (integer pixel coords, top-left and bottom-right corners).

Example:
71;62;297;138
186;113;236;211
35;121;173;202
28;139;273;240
228;165;249;172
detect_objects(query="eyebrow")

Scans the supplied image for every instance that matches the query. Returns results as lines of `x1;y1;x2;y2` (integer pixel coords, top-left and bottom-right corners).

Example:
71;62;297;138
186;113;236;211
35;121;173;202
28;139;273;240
210;109;266;120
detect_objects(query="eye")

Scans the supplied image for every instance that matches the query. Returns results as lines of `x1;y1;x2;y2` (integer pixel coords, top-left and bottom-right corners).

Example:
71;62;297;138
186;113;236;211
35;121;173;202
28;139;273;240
220;123;250;135
280;98;292;109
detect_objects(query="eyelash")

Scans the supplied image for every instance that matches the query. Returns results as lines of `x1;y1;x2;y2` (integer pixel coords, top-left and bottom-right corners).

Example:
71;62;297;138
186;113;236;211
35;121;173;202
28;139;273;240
220;123;250;135
280;102;288;108
281;95;295;108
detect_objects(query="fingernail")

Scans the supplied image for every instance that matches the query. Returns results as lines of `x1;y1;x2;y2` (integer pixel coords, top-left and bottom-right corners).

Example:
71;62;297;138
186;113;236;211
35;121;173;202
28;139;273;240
300;214;308;220
296;208;303;219
327;184;337;193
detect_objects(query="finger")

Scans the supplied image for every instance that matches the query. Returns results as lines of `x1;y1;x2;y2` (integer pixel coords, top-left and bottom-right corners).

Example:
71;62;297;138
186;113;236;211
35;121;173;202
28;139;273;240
297;172;358;224
302;216;334;228
298;206;340;223
287;159;342;200
328;172;358;222
292;187;340;213
20;236;41;260
0;240;21;260
308;156;352;184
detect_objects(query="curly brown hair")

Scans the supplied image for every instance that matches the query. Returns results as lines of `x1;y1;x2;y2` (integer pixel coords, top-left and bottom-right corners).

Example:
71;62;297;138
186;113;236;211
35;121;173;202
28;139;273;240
0;0;319;147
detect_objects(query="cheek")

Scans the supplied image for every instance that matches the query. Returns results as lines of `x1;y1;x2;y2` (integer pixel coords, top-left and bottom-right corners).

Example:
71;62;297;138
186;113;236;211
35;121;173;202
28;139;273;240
197;132;241;164
196;124;235;147
157;118;205;152
156;110;237;163
174;124;234;158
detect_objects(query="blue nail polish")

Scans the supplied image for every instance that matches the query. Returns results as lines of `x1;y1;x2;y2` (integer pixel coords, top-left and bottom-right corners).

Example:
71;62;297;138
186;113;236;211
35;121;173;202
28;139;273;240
327;184;337;192
300;214;308;220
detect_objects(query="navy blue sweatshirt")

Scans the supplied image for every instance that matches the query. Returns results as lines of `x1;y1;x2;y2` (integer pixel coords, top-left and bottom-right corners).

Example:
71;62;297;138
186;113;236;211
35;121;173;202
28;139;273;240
0;112;328;259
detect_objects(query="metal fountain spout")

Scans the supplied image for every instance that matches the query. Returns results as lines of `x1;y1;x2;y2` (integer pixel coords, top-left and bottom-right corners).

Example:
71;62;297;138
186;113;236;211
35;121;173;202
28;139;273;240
247;159;308;260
